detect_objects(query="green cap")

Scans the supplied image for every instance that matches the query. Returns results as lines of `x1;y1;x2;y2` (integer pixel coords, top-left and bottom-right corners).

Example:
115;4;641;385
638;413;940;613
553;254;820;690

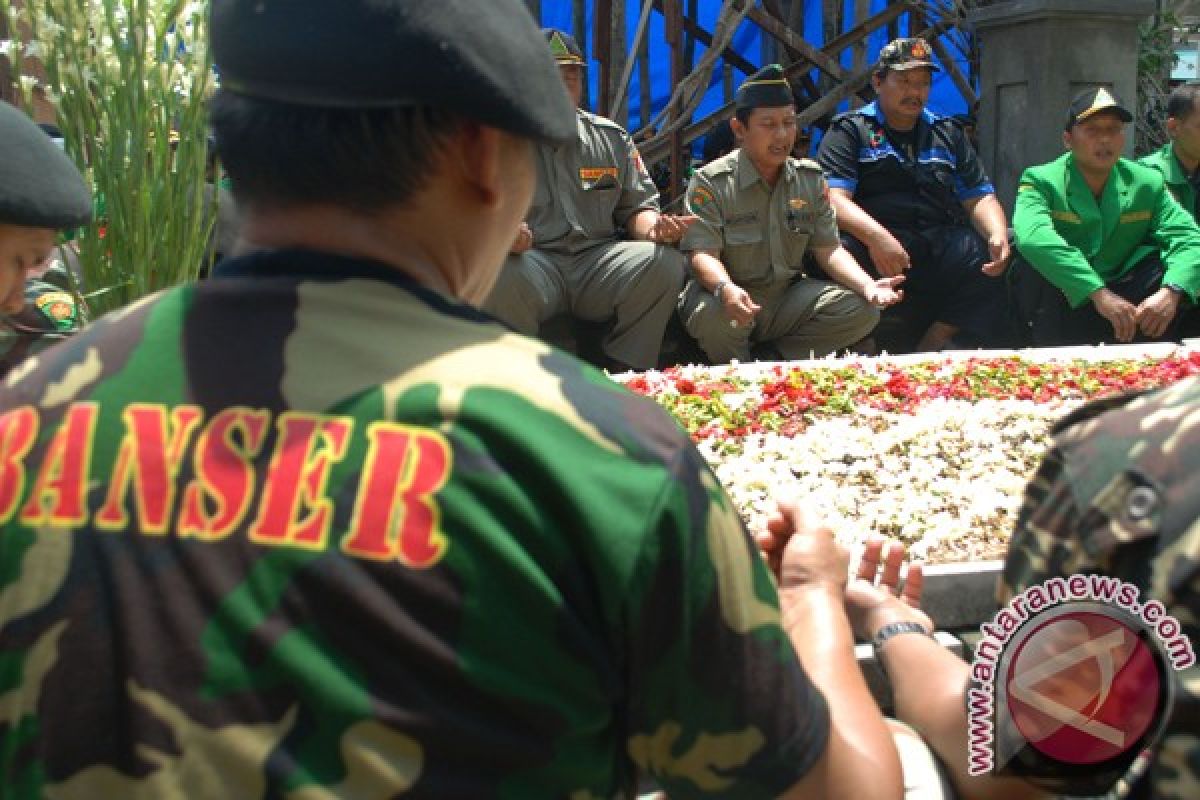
211;0;576;145
735;65;794;112
545;29;586;67
0;103;91;229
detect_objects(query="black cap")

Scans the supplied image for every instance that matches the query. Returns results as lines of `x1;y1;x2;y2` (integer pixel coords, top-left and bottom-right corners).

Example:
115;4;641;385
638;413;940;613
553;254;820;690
0;102;90;229
735;65;794;112
210;0;576;146
877;37;940;72
1065;87;1133;130
545;29;586;67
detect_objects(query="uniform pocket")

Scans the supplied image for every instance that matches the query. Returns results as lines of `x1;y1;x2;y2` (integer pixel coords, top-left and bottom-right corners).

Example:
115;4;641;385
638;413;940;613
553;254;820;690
580;185;620;237
724;226;771;285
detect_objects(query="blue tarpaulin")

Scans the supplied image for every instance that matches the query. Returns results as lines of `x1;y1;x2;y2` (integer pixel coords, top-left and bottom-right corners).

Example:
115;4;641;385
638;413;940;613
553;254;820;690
535;1;973;138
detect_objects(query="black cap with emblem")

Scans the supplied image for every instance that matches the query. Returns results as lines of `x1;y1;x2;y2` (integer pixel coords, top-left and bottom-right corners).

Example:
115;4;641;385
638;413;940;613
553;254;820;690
735;65;794;113
210;0;576;146
0;102;91;229
876;37;940;72
1065;87;1133;131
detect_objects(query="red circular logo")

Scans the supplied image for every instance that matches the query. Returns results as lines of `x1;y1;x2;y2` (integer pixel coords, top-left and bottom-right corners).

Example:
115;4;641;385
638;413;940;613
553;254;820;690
1006;612;1161;765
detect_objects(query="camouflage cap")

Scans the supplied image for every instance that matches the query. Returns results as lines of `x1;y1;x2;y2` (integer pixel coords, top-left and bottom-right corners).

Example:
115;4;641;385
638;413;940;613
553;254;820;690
0;102;91;230
545;29;586;68
877;37;940;72
735;64;794;112
1065;87;1133;131
210;0;576;146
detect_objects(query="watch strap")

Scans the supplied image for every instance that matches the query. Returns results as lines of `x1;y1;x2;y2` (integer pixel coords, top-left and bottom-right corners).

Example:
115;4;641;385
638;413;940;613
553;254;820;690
871;621;932;654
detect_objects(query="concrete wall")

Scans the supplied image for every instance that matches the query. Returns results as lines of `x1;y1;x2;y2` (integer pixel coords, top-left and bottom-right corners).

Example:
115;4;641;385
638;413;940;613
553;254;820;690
971;0;1157;213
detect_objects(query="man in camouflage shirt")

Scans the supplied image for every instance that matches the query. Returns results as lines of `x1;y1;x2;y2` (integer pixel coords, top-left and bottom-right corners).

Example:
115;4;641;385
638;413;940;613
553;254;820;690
0;1;907;798
831;378;1200;800
997;377;1200;798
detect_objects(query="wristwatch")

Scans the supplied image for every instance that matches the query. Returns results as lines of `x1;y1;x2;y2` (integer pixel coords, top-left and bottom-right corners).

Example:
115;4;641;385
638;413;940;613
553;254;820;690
712;280;729;302
871;621;933;668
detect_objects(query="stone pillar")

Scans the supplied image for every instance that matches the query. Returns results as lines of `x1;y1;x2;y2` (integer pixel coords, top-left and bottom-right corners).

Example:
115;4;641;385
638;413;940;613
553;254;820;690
969;0;1157;213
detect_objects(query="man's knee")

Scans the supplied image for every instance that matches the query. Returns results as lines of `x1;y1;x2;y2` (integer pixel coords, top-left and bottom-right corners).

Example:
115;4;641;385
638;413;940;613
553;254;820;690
484;252;558;332
639;244;687;296
818;287;880;339
680;283;748;361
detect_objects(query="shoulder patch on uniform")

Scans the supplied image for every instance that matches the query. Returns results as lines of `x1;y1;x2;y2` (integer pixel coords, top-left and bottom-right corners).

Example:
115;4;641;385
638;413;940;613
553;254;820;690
33;291;80;331
691;186;716;209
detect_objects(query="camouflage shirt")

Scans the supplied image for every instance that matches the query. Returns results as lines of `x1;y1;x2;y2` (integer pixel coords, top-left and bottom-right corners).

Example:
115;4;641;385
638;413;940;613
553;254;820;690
1000;377;1200;800
0;249;829;799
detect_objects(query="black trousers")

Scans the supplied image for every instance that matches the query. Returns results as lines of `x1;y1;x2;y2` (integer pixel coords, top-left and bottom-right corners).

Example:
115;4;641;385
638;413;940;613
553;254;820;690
1008;252;1195;347
839;225;1005;348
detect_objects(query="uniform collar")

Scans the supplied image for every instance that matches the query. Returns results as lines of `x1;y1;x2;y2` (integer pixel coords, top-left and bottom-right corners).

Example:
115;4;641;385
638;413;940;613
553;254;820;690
860;100;936;129
736;148;792;190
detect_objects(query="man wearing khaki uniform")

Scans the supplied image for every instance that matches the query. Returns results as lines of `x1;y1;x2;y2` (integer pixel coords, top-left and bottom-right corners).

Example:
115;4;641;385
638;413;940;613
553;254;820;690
485;30;693;371
680;65;902;363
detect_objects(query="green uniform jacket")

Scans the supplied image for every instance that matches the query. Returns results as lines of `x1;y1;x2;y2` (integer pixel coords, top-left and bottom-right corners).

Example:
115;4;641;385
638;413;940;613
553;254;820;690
1012;153;1200;308
1139;142;1198;221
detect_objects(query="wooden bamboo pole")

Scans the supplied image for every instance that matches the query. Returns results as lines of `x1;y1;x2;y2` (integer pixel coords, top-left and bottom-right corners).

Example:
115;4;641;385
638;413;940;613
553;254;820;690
852;0;871;109
665;0;687;200
613;0;654;123
929;35;978;109
573;0;590;110
651;0;758;76
638;24;652;131
595;0;612;115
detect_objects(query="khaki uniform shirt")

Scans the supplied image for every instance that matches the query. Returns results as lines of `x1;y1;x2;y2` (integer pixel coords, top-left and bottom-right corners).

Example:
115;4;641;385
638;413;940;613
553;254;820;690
681;150;840;290
527;110;660;256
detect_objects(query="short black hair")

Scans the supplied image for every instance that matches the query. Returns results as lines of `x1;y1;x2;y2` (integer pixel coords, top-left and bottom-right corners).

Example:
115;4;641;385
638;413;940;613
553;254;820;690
1168;82;1200;122
210;90;464;213
734;107;753;125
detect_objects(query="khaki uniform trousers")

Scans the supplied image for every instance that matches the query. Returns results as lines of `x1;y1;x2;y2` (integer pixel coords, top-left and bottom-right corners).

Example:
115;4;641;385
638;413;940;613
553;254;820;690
485;240;685;370
679;274;878;363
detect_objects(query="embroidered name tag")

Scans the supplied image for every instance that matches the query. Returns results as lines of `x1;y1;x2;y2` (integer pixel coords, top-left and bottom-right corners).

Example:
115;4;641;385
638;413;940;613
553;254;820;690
1119;210;1152;223
789;197;809;210
1050;210;1082;224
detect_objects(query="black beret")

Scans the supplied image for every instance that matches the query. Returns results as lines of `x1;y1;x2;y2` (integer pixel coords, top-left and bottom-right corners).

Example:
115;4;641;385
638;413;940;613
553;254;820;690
735;65;794;113
0;102;90;229
545;29;586;67
211;0;576;146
